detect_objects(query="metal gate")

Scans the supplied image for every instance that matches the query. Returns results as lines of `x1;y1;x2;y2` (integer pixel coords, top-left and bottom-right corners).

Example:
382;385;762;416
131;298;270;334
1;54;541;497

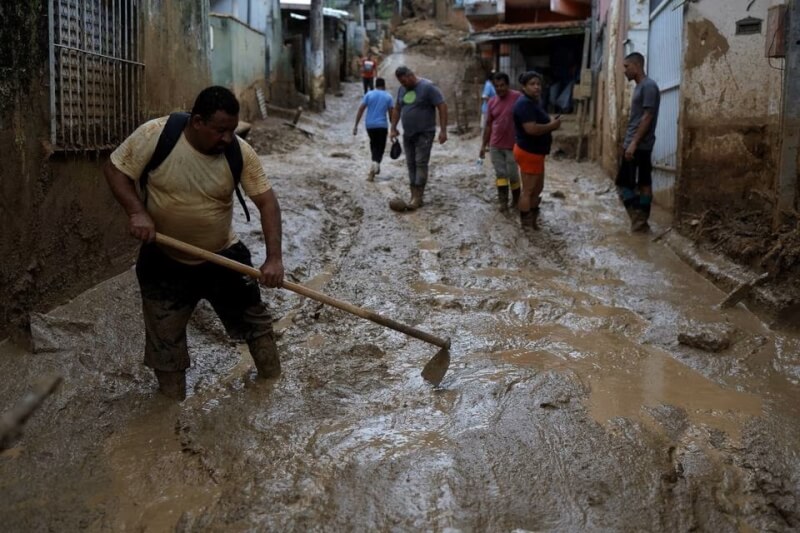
49;0;143;151
647;0;683;208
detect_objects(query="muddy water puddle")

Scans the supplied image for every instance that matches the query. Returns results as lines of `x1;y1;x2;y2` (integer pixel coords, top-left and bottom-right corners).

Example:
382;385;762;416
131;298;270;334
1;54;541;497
100;405;221;531
491;345;762;439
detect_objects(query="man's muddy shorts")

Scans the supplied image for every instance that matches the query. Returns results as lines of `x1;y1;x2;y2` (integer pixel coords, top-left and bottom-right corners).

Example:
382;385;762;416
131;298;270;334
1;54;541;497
489;147;520;185
135;242;273;372
615;149;653;189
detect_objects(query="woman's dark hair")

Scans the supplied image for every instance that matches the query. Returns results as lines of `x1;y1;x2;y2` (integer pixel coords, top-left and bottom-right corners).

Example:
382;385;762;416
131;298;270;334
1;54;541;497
191;86;240;121
518;71;543;86
492;72;510;85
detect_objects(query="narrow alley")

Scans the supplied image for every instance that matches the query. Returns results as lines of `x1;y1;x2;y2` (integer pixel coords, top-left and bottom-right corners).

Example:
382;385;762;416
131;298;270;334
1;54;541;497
2;48;799;530
2;0;800;530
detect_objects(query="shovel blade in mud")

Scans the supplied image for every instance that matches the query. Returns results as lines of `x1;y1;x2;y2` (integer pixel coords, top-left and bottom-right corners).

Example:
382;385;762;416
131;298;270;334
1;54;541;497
421;348;450;387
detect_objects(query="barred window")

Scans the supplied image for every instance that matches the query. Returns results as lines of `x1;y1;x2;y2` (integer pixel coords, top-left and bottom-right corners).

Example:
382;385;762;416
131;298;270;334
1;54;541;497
48;0;143;150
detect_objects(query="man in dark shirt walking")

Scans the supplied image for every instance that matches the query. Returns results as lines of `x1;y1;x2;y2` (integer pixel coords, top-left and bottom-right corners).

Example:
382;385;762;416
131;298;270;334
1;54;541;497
390;66;448;210
617;52;661;232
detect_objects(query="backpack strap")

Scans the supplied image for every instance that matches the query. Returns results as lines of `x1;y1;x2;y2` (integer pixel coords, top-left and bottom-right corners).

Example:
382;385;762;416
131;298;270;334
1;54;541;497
139;112;191;205
223;137;251;222
139;111;251;222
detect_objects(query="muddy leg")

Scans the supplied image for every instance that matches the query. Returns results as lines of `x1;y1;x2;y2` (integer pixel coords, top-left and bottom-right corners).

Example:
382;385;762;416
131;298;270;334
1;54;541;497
247;330;280;378
136;244;199;400
208;243;281;379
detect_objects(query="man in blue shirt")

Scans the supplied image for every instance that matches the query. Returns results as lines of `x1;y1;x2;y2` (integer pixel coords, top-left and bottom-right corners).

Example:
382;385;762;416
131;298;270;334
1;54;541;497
354;77;394;181
480;71;496;134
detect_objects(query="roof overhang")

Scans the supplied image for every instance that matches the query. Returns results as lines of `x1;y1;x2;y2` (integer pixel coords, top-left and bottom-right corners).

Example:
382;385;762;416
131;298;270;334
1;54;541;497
280;0;351;19
469;19;587;43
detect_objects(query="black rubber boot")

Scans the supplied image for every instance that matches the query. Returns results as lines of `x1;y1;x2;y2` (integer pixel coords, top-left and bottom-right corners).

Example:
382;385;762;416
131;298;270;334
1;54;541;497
497;186;509;212
511;188;521;209
520;209;534;229
248;333;281;379
154;370;187;401
531;206;540;230
631;209;650;232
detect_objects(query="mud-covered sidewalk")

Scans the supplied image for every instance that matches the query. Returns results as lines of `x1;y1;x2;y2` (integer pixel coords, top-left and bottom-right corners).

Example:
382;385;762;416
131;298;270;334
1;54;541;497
2;54;799;531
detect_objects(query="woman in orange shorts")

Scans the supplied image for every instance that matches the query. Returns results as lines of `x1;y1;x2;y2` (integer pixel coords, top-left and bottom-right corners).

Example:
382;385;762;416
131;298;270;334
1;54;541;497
512;71;562;229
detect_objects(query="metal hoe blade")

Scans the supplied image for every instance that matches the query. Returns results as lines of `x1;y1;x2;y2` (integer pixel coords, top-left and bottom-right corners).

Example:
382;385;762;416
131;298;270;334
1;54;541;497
421;348;450;387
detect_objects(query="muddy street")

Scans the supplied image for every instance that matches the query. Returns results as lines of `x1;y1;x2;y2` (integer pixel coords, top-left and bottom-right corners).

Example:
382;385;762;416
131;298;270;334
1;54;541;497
2;52;800;531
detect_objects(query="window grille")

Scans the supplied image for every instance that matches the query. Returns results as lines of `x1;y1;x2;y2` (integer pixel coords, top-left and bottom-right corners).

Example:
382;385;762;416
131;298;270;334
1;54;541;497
48;0;143;150
735;17;762;36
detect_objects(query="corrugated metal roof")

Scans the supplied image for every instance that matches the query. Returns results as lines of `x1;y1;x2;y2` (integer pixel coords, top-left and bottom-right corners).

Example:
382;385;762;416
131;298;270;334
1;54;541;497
470;19;587;42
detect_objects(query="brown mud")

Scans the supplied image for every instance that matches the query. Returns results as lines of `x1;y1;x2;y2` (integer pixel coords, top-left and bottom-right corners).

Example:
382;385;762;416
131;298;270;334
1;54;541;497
676;207;800;323
1;50;800;531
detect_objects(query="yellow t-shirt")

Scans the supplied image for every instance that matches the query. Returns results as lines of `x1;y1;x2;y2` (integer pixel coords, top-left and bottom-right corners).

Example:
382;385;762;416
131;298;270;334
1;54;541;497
110;117;271;264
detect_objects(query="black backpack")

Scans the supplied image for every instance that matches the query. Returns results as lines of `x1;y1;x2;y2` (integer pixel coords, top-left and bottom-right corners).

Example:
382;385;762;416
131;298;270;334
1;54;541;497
139;112;251;222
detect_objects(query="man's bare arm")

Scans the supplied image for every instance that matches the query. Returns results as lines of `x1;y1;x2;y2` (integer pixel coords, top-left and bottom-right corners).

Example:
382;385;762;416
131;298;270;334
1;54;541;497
437;102;448;144
250;189;284;288
103;160;155;242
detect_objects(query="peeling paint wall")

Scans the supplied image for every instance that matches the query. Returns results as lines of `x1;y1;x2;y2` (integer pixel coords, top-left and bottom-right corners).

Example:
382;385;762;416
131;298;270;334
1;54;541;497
0;1;211;341
678;0;784;214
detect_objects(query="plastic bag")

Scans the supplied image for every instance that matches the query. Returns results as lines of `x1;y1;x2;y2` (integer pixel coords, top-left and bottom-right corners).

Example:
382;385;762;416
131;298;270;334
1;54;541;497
390;139;402;160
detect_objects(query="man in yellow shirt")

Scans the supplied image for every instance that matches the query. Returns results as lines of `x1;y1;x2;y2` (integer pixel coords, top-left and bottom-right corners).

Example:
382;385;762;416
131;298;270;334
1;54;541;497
104;86;284;400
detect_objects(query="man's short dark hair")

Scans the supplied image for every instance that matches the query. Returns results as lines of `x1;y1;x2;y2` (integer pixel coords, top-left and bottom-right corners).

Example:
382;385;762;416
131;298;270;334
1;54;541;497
376;77;386;88
625;52;645;67
492;72;510;85
191;86;240;121
518;71;542;86
395;66;413;77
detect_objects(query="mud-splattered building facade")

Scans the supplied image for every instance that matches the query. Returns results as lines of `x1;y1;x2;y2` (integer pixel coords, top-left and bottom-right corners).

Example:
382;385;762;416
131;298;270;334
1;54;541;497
593;0;798;216
0;1;212;340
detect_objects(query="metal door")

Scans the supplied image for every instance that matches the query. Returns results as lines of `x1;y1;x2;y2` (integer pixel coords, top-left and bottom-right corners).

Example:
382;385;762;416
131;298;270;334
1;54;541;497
647;0;683;208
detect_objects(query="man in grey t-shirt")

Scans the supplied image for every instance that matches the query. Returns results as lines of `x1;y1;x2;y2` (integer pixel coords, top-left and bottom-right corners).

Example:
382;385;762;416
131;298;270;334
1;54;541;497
616;52;660;232
390;66;448;210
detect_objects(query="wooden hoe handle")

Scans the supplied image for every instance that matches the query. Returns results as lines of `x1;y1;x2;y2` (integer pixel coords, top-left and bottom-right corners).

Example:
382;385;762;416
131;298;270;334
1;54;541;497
154;233;451;350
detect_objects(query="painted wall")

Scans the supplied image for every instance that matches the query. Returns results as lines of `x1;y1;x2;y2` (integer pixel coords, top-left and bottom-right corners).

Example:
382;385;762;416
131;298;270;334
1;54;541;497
0;1;211;341
211;0;270;31
678;0;784;214
210;14;267;94
210;0;286;105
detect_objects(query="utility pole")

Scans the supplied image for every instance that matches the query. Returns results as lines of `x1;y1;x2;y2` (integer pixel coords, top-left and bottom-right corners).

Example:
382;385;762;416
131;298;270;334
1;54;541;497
775;0;800;226
310;0;326;111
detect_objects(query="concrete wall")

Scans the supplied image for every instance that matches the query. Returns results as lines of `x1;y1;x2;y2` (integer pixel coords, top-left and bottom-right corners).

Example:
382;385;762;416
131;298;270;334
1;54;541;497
210;14;267;94
0;1;211;341
677;0;784;214
211;0;271;31
593;0;627;178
